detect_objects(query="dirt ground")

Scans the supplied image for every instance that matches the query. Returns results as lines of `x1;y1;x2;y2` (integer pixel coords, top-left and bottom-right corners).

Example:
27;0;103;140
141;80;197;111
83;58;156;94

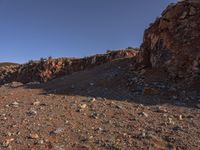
0;58;200;150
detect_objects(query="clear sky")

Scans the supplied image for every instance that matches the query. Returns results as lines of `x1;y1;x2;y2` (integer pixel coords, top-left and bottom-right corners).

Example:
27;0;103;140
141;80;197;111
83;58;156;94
0;0;176;63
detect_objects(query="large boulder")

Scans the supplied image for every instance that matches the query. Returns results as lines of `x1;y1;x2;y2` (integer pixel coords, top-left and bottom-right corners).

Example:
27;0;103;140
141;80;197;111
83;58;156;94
137;0;200;79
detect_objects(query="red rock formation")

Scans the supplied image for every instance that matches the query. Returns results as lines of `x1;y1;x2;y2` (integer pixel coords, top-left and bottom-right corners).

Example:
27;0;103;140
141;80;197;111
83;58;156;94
137;1;200;79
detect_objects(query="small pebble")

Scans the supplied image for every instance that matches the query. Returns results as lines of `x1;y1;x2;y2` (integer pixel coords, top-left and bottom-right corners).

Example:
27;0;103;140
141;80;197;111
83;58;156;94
27;109;37;116
11;101;19;108
79;104;87;109
140;112;149;117
50;128;65;135
29;133;39;139
32;101;40;106
179;115;183;120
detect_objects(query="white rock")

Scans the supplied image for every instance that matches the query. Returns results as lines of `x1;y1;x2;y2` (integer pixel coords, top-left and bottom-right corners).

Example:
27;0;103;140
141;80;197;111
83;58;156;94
32;101;40;106
11;101;19;107
88;97;96;102
141;112;149;117
168;117;175;125
79;104;87;109
179;115;183;120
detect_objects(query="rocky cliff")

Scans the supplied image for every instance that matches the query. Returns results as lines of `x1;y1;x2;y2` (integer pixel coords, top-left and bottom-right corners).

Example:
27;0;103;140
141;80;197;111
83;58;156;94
0;49;137;84
137;0;200;79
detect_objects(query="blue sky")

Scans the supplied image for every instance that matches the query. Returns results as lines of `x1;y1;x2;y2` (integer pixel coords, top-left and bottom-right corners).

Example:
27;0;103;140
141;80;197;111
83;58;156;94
0;0;176;63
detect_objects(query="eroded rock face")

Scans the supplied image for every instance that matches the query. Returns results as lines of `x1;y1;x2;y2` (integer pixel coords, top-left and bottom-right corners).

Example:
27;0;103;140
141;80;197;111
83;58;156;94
137;1;200;79
0;49;137;84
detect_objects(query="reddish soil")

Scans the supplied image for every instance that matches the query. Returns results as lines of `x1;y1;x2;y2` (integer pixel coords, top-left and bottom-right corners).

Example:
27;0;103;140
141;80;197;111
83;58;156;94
0;58;199;150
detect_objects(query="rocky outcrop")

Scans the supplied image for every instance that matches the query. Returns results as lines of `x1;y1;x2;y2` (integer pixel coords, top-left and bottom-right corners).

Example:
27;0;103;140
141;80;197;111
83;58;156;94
0;65;20;84
0;62;19;68
137;0;200;79
0;49;137;84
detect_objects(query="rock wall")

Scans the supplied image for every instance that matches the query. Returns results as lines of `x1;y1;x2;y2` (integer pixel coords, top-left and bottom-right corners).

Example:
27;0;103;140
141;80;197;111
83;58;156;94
137;1;200;79
0;49;137;84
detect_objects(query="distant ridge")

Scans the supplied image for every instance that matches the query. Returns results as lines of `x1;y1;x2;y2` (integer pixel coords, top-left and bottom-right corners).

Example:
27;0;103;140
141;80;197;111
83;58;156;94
0;62;19;67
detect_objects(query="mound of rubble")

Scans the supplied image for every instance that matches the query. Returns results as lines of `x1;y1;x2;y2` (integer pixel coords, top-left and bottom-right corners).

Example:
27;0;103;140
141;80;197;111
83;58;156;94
0;49;137;84
137;0;200;79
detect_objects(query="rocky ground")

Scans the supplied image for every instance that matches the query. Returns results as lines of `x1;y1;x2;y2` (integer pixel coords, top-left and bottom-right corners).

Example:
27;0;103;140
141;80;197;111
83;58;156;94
0;58;199;150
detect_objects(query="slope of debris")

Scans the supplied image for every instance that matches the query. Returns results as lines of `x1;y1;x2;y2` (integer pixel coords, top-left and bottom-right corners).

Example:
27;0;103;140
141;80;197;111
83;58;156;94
137;0;200;80
0;49;137;84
